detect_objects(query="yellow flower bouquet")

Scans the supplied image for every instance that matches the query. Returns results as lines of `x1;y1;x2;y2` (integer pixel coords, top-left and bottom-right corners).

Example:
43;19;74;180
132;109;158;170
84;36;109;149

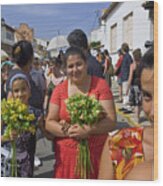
66;94;105;178
1;98;36;177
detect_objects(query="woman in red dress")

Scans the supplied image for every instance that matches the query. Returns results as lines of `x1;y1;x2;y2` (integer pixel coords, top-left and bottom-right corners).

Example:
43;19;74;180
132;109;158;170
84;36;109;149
46;46;116;179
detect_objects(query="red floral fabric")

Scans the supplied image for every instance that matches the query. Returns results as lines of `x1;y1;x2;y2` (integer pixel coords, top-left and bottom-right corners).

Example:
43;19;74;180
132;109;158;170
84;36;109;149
109;127;144;180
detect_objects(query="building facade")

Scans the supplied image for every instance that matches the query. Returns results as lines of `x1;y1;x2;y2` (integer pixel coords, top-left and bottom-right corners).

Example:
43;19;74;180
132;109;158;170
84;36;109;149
1;19;49;59
15;23;34;42
33;38;49;59
1;18;15;56
97;1;154;64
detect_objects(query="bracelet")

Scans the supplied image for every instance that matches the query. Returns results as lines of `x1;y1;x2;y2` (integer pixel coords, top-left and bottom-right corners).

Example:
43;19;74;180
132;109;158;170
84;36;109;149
62;125;71;135
60;120;71;135
98;111;107;121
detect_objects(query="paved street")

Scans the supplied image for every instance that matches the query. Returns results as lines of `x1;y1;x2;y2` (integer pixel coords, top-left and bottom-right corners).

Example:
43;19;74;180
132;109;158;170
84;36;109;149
34;79;149;178
34;138;54;178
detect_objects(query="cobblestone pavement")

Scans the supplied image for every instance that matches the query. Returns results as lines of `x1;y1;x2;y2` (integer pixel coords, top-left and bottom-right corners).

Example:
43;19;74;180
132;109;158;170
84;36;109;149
34;79;149;178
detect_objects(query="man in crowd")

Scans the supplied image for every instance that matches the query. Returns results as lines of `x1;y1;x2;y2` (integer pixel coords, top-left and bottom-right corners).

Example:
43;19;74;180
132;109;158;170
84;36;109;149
67;29;104;78
119;43;133;113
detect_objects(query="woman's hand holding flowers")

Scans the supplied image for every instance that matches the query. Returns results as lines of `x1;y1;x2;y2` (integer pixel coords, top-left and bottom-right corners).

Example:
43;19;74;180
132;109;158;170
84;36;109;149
2;129;18;142
9;130;18;141
68;124;91;140
64;94;105;178
60;120;71;136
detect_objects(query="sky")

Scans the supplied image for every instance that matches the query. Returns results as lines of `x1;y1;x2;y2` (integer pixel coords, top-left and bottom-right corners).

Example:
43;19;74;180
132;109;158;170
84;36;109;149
1;2;111;41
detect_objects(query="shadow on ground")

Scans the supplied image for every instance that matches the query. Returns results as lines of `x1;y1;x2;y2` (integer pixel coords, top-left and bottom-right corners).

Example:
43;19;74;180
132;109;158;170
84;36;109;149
34;170;53;178
139;116;148;123
40;154;54;161
115;121;130;129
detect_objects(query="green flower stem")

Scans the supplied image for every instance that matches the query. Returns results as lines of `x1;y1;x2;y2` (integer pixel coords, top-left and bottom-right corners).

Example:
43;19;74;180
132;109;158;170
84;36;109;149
83;142;87;179
80;142;84;178
75;139;93;179
11;141;17;177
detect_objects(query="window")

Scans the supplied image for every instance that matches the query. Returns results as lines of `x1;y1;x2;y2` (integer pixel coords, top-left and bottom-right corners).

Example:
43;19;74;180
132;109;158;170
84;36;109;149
123;12;133;49
110;23;117;53
6;31;14;41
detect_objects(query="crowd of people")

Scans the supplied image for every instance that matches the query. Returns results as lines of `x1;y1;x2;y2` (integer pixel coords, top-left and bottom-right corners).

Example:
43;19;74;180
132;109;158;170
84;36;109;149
1;29;154;180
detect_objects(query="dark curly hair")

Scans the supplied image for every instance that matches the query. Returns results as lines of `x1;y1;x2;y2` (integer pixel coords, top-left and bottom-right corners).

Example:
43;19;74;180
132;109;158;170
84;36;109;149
67;29;88;50
139;47;154;78
12;40;34;68
65;46;87;64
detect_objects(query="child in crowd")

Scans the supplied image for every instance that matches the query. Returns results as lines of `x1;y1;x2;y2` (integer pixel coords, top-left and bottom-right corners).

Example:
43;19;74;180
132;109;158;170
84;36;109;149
1;74;43;177
44;57;66;112
1;61;14;100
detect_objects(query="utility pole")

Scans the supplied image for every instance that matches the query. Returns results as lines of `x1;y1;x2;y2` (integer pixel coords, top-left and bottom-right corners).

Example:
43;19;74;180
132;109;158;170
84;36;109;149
91;10;101;31
95;10;101;26
56;29;60;36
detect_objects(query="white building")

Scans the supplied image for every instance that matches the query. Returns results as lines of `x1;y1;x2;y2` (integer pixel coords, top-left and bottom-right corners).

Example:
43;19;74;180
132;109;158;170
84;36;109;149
33;37;49;58
35;37;49;49
91;27;104;43
96;1;154;65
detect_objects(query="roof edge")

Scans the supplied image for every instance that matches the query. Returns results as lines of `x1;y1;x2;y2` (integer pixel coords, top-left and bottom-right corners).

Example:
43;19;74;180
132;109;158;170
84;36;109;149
101;2;119;20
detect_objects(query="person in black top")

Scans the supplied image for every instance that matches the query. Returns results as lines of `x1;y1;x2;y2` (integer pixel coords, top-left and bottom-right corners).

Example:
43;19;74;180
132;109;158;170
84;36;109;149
30;57;46;109
119;43;133;112
67;29;104;78
126;48;142;122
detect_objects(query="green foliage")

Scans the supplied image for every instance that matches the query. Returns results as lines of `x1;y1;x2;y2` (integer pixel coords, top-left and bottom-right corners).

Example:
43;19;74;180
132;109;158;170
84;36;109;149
90;41;101;49
66;94;103;126
1;98;36;138
1;98;36;177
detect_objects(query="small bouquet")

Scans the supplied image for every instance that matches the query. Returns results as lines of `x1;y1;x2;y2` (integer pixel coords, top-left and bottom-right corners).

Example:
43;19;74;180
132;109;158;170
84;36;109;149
66;94;105;178
1;98;36;177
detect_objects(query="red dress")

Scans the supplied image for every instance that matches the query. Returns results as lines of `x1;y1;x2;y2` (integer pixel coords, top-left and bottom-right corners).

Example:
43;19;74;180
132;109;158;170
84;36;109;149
50;76;113;179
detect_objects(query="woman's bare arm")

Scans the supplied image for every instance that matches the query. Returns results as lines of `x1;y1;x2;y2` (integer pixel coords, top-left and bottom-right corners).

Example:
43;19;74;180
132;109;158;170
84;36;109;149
125;161;153;180
98;137;114;179
45;103;68;137
89;99;116;134
126;63;134;95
